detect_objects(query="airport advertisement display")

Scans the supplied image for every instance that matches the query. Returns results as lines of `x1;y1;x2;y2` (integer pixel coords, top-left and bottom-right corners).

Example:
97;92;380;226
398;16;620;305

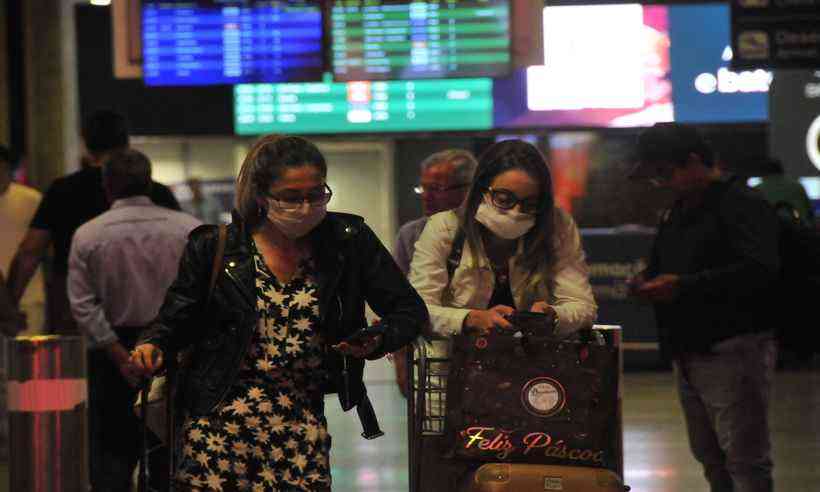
494;4;673;129
770;70;820;179
142;0;324;86
330;0;511;81
668;4;770;123
494;3;769;130
234;75;493;134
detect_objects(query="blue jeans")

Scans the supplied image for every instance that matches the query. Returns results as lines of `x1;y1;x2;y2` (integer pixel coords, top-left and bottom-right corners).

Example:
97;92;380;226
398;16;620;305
675;332;777;492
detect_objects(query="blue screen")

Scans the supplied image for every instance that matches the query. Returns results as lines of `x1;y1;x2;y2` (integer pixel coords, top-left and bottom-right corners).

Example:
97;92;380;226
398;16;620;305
669;4;769;123
142;1;324;86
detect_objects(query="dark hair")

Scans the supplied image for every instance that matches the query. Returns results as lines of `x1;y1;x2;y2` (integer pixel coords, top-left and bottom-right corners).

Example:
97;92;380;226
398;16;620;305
0;145;10;164
82;109;129;154
636;123;714;169
235;134;327;230
102;149;153;200
459;139;557;299
760;158;785;176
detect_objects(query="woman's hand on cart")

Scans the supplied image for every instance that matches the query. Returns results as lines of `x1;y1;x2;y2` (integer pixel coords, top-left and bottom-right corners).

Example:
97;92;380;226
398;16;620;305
130;343;164;377
463;305;514;333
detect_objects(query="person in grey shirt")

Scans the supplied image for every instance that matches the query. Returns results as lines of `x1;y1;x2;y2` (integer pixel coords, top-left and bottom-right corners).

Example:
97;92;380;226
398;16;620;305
68;149;201;491
393;149;478;275
391;149;477;396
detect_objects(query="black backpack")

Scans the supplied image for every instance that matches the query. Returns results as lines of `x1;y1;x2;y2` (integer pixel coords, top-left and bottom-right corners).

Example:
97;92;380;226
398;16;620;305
774;201;820;290
772;201;820;356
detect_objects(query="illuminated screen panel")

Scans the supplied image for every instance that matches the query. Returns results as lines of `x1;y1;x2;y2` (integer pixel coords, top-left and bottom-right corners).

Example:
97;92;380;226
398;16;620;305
234;76;493;134
668;4;769;123
330;0;511;81
142;0;323;86
492;3;769;129
494;4;673;129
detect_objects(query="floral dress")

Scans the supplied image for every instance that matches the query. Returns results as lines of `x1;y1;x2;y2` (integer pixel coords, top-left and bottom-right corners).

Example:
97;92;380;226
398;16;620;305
176;244;331;491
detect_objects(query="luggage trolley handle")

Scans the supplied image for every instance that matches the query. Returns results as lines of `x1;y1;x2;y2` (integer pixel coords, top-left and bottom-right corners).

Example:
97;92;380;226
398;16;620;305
138;379;151;492
412;337;429;492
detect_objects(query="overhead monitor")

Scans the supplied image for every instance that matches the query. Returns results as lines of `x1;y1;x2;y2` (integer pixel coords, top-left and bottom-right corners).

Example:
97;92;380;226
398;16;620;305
330;0;511;81
234;74;493;134
142;0;324;86
493;3;769;129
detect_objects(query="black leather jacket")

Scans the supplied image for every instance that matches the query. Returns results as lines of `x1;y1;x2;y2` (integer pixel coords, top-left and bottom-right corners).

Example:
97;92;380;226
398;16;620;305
139;212;428;425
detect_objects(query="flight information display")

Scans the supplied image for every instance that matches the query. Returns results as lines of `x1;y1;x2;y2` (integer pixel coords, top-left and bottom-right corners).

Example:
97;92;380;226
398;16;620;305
331;0;511;81
142;0;324;86
234;75;493;134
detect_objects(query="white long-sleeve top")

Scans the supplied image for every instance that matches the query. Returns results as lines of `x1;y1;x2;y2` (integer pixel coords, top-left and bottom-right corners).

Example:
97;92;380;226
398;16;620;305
408;209;597;338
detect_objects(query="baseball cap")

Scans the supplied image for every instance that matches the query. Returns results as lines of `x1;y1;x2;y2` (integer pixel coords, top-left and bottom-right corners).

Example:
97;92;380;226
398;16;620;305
629;123;712;179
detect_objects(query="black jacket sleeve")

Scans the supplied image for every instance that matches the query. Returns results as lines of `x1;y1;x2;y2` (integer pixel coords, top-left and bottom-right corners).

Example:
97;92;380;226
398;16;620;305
138;225;215;355
678;188;780;296
356;224;428;358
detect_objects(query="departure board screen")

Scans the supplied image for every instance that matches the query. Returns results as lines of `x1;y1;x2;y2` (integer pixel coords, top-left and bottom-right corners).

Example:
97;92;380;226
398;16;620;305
234;75;493;134
331;0;511;81
142;0;324;86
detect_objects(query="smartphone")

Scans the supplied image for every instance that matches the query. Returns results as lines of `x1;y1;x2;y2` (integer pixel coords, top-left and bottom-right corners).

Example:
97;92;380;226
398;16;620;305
341;325;383;346
507;310;557;337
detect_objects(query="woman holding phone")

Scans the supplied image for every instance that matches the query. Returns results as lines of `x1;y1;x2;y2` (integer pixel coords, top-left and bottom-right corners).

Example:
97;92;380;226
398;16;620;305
131;134;427;491
409;138;596;339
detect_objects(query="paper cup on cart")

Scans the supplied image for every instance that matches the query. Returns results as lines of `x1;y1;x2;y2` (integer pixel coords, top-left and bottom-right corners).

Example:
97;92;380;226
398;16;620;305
7;335;88;491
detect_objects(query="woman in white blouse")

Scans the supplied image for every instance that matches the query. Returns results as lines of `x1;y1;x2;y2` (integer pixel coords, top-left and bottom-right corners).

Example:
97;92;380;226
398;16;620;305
408;139;596;338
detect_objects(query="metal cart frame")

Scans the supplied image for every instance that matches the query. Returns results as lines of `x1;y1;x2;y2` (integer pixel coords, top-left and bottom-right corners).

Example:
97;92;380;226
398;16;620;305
406;336;451;492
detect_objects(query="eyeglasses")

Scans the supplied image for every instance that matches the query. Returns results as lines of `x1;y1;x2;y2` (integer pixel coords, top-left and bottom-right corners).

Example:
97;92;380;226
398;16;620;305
486;187;543;215
413;183;469;195
266;184;332;212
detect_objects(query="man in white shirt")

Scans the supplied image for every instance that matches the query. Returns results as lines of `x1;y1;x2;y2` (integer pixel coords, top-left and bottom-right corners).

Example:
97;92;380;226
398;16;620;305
68;149;200;491
0;145;45;335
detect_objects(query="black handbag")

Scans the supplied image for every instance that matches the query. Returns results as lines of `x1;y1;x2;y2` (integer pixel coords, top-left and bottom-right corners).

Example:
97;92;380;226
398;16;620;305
442;326;620;472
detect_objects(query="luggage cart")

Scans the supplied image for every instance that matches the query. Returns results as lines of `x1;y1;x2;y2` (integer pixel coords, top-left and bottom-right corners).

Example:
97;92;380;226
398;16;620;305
406;336;451;492
407;325;626;492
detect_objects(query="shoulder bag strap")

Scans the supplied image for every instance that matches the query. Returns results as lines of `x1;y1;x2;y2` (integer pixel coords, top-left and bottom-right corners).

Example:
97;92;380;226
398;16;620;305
208;224;228;304
167;224;227;478
446;227;466;281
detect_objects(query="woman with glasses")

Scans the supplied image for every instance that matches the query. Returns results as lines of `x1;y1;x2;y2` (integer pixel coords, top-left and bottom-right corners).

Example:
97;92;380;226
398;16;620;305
408;138;596;338
131;134;428;491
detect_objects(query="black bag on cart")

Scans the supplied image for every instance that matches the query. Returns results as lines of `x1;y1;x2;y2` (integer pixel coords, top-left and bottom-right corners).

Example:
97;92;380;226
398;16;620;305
442;326;620;473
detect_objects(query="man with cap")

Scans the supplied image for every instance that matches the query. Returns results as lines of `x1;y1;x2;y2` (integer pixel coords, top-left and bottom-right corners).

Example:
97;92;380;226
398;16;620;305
629;123;779;492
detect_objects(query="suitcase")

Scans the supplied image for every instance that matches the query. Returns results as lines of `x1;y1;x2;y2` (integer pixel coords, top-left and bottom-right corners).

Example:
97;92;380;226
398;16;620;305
462;463;629;492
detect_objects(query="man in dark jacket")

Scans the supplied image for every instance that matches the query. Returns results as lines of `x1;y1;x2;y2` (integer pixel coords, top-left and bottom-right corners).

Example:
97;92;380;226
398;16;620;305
630;123;779;492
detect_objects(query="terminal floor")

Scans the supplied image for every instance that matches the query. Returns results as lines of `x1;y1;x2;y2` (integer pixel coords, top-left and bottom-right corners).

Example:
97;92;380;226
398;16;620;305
1;365;817;491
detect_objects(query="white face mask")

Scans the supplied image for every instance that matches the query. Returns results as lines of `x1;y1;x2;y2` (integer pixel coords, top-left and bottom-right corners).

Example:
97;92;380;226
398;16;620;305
266;203;327;239
475;197;536;240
